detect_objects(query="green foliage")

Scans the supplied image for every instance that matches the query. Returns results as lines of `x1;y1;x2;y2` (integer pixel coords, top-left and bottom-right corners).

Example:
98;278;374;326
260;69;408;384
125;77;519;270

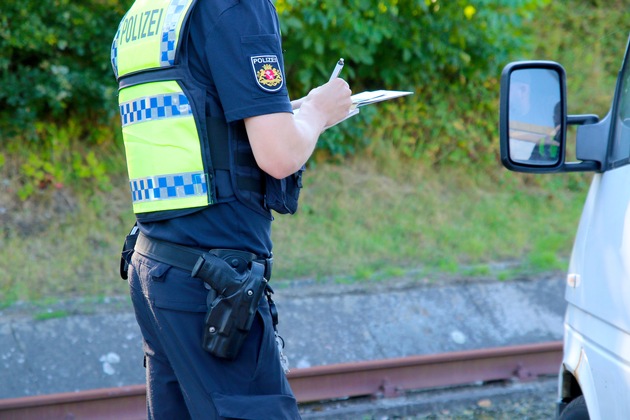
19;153;64;200
1;0;548;164
278;0;549;158
527;1;630;117
1;0;132;198
366;77;501;165
8;121;122;200
34;310;69;321
279;0;547;91
0;0;131;140
0;0;618;182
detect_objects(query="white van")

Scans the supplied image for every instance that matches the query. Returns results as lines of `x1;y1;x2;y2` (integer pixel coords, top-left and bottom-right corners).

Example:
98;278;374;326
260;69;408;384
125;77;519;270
499;37;630;419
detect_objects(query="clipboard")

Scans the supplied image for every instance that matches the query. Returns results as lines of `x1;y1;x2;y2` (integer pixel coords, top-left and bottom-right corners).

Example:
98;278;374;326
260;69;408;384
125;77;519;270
294;89;413;128
351;90;414;108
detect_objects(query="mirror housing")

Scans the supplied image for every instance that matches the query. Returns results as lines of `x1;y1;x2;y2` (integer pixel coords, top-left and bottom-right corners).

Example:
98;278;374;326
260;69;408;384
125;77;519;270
499;61;601;173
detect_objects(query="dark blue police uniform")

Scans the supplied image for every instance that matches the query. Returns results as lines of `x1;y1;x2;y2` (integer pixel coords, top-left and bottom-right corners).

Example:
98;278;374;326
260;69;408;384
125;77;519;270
127;0;300;418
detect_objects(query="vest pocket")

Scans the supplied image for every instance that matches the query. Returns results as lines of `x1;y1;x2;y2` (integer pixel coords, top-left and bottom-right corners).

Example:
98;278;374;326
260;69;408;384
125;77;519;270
264;166;304;214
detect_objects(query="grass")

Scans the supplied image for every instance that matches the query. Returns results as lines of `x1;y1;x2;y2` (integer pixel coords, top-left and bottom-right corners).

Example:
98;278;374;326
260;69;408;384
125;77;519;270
33;310;70;321
0;178;136;304
0;154;589;306
272;158;588;280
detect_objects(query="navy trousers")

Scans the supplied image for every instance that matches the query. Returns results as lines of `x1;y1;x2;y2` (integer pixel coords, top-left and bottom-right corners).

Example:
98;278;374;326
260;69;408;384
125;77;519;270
128;252;301;419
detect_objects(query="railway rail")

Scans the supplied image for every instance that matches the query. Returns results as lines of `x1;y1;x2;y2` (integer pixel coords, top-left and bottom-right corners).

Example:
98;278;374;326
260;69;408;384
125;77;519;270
0;341;562;419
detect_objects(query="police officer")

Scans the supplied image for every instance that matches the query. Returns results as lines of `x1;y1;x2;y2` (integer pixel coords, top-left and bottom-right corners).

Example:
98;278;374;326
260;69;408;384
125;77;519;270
111;0;352;418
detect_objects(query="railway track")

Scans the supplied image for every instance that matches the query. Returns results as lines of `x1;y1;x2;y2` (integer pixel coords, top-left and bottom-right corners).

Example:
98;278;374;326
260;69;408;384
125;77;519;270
0;341;562;419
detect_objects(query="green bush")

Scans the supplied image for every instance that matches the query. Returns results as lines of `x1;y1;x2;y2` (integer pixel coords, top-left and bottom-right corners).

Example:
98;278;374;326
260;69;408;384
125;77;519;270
279;0;547;92
365;77;500;165
1;0;547;164
0;0;131;141
278;0;549;159
528;1;630;118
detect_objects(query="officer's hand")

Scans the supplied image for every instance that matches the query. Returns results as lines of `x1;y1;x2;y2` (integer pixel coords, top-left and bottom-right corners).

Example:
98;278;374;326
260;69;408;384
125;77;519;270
245;79;352;179
303;78;353;129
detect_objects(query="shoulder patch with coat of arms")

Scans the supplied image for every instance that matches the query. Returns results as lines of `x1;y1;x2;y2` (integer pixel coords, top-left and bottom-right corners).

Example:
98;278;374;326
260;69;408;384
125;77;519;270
250;55;284;92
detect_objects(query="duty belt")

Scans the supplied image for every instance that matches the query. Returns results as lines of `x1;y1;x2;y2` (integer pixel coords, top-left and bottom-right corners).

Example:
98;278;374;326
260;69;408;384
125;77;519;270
134;232;273;280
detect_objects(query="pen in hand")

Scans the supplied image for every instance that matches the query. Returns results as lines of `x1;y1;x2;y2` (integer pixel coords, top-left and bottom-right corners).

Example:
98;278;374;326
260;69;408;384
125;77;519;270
329;58;344;81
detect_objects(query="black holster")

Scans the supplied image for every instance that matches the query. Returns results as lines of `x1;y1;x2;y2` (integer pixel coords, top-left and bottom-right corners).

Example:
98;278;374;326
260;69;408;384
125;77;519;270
119;223;139;280
191;252;268;360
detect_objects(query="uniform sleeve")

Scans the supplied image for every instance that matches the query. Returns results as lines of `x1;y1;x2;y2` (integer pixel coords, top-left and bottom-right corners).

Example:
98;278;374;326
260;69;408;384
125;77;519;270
202;0;293;122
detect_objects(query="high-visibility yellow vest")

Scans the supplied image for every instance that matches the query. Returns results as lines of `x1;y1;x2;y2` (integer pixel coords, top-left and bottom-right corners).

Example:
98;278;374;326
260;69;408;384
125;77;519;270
112;0;216;217
112;0;302;220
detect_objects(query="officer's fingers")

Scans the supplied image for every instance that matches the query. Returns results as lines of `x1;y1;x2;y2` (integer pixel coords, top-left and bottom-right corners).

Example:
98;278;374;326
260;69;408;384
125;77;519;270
325;78;351;97
327;76;349;87
308;85;323;96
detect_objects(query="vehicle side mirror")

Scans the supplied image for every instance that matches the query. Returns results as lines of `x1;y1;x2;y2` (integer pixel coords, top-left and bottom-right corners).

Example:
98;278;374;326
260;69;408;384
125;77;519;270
500;62;567;173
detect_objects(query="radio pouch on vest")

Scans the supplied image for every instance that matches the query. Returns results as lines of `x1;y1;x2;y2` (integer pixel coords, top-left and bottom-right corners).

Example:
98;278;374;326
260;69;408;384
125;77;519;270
265;166;305;215
191;253;267;359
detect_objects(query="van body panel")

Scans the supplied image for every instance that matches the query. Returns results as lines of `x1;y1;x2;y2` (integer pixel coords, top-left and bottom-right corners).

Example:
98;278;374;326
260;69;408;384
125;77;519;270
566;166;630;334
563;304;630;418
562;165;630;418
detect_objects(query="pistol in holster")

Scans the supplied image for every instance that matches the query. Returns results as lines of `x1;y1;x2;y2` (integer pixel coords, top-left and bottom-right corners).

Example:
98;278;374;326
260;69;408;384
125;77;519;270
191;252;268;360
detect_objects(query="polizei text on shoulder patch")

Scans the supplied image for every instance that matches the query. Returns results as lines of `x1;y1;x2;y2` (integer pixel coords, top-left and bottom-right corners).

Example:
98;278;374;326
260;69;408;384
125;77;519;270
250;55;284;92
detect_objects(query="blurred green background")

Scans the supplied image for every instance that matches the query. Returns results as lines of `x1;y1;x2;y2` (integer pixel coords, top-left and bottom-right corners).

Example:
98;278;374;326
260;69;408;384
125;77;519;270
1;0;628;304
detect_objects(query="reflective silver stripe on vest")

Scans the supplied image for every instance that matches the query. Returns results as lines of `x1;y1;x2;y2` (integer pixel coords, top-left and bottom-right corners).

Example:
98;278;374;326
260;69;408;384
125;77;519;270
160;0;190;66
130;172;208;203
119;92;192;127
